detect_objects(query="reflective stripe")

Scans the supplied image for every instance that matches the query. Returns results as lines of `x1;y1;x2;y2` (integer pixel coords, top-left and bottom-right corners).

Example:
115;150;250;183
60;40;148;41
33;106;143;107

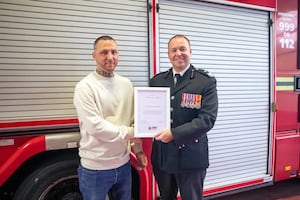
276;77;294;91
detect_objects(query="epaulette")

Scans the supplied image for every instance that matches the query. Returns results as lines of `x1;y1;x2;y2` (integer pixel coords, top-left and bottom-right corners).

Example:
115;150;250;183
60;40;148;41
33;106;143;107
195;68;214;77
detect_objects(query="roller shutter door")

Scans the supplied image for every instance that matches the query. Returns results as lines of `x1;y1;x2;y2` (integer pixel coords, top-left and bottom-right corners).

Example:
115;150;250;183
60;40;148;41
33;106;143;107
158;0;271;189
0;0;148;121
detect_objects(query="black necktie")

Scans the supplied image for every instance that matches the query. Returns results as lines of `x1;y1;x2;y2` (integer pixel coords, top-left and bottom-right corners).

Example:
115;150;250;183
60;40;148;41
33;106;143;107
174;73;181;87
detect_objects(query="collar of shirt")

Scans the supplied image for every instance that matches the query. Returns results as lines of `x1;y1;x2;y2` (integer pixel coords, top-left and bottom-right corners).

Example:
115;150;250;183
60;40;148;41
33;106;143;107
172;64;190;77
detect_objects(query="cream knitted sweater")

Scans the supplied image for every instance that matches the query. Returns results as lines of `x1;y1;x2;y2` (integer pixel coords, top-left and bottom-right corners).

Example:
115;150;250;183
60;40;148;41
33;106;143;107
73;71;142;170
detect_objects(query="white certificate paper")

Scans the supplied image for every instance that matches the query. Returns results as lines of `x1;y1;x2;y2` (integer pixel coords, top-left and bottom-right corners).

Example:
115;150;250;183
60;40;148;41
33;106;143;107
134;87;170;137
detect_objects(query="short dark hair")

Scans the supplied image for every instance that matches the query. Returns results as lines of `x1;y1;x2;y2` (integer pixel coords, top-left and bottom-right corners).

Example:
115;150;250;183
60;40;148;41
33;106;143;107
93;36;116;49
168;34;191;48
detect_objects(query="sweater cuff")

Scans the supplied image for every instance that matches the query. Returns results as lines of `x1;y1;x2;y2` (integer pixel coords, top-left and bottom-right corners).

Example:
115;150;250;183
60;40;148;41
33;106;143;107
119;126;134;140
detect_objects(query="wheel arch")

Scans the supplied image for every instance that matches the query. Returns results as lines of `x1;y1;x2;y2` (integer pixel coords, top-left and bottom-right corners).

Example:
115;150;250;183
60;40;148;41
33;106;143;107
1;148;79;199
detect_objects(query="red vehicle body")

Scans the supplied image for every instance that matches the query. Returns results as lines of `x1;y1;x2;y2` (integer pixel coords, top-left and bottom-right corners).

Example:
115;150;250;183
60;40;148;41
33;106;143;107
0;0;299;199
274;0;300;183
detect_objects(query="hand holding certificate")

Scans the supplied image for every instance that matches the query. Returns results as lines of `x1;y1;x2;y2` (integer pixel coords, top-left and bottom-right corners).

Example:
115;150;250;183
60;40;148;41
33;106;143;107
134;87;170;137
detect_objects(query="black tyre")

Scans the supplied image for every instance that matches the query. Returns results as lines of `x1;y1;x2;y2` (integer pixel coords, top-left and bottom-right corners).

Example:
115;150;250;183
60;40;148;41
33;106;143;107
13;158;82;200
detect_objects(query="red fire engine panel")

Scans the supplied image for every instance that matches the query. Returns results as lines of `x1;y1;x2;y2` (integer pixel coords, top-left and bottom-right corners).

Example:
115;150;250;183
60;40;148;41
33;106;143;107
275;131;300;181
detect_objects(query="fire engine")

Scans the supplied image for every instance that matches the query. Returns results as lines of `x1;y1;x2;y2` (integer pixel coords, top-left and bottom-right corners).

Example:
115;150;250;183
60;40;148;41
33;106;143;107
0;0;299;199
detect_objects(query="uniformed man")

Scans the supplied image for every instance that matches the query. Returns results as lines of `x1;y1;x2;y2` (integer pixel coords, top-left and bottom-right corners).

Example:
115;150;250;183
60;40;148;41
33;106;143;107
150;35;218;200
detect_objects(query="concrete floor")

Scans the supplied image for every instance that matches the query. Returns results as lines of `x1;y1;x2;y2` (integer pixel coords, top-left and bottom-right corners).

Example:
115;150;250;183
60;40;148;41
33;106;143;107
211;178;300;200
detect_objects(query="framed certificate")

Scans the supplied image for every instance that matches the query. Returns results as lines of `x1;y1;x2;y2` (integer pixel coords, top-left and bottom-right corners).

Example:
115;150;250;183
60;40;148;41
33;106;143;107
134;87;170;137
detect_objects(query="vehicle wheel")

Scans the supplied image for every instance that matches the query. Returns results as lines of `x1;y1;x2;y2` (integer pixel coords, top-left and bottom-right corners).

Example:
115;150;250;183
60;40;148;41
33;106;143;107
13;158;82;200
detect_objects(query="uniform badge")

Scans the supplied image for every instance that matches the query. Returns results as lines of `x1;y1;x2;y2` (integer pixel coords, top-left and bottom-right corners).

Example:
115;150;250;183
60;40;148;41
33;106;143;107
181;93;202;109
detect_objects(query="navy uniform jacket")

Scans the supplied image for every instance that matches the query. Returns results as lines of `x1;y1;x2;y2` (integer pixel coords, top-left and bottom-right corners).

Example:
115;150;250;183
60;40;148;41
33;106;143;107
150;65;218;173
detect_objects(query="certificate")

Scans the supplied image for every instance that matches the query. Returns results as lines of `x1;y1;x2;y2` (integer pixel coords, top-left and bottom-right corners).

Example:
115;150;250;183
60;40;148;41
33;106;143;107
134;87;170;137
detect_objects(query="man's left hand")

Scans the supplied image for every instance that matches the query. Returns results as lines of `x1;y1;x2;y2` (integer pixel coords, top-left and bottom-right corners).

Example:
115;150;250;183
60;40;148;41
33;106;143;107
136;152;148;170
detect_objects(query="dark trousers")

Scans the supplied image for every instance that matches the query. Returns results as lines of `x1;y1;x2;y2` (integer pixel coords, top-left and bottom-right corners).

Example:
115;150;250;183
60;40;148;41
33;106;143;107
153;167;206;200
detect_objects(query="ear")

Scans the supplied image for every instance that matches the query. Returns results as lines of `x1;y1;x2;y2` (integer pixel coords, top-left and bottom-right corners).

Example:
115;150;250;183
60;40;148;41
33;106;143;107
168;51;172;60
92;51;96;59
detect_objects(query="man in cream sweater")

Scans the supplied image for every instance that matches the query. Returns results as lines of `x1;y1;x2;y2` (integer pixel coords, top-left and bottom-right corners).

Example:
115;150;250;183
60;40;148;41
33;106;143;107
73;35;147;200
